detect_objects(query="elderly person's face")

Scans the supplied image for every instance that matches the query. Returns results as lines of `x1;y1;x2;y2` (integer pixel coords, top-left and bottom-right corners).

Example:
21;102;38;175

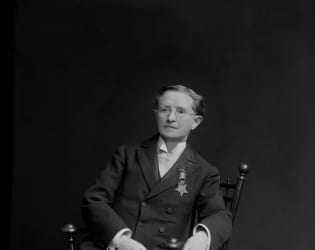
155;90;202;141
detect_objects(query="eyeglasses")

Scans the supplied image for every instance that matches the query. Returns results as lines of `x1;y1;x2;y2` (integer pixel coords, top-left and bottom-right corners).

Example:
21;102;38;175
154;107;196;119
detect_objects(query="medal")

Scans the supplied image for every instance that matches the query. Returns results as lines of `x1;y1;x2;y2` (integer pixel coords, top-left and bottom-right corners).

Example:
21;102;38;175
175;168;188;197
175;183;188;197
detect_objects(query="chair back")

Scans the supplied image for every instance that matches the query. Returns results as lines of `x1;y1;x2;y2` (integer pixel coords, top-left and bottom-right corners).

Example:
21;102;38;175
220;163;249;223
219;163;249;250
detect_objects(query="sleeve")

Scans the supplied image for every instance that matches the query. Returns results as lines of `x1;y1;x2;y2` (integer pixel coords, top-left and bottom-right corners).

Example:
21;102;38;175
81;145;130;248
195;168;232;250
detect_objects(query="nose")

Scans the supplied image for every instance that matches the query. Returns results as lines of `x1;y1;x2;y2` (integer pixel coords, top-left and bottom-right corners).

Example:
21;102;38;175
166;109;177;122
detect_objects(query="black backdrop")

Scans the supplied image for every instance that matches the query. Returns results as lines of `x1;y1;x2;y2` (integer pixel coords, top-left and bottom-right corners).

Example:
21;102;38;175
12;1;315;250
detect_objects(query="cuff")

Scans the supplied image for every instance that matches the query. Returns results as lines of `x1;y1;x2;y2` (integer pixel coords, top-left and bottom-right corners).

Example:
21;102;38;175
193;224;211;250
107;228;132;250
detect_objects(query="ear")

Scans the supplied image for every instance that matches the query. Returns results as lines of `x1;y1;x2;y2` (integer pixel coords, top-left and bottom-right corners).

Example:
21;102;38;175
192;116;203;130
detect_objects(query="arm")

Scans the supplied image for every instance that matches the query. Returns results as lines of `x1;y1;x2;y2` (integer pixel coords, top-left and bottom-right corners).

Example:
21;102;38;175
81;146;131;247
196;169;232;250
184;168;232;250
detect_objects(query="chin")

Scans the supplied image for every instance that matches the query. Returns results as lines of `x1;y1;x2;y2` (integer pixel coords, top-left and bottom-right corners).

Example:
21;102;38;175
160;131;185;141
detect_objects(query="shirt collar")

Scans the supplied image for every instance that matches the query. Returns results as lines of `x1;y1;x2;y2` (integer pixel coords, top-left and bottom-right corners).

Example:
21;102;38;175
157;136;187;154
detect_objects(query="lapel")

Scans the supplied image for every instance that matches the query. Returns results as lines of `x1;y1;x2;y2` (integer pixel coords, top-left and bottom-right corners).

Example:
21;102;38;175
136;134;160;192
145;143;199;200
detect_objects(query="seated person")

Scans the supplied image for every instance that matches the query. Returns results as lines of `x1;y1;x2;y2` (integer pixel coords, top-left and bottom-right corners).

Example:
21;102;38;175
80;84;232;250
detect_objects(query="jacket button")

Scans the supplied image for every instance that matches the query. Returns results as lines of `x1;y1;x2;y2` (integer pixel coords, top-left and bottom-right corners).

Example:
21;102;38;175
141;201;147;207
159;227;165;233
166;207;172;213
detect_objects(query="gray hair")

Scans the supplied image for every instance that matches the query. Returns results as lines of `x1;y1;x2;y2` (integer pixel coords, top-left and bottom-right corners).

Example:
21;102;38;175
153;84;205;116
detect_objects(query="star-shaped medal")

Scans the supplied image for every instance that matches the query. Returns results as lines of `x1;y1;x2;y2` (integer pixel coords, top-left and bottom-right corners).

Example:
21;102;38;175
175;183;188;197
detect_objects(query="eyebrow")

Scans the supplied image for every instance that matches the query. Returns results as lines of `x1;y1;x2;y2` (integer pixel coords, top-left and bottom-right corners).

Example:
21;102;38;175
160;105;189;111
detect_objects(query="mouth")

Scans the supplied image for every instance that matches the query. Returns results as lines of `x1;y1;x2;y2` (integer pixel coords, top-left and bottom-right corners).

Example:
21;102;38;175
164;125;178;129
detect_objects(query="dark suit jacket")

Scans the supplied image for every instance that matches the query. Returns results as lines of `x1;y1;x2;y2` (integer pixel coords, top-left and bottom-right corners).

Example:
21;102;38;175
81;134;232;250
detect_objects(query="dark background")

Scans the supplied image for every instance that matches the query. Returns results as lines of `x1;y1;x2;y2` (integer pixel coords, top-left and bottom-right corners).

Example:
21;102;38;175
12;0;314;250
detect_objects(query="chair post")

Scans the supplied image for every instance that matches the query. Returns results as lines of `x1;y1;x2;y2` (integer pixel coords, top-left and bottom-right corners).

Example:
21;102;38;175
61;223;78;250
230;164;249;223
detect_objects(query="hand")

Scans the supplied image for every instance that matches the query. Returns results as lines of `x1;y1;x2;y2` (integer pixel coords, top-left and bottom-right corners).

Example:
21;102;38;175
115;235;147;250
182;231;208;250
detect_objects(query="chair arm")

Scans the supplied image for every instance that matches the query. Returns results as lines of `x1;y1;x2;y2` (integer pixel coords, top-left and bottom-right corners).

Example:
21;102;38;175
60;224;88;250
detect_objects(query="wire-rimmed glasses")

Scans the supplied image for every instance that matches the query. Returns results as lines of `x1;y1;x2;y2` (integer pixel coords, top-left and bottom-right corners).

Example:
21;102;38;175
154;107;196;119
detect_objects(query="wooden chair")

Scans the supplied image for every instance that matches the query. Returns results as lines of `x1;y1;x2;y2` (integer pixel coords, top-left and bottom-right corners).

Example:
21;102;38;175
218;163;249;250
61;163;249;250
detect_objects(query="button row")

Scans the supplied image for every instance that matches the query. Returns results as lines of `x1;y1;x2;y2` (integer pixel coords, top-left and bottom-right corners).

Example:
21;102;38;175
137;221;165;234
140;202;173;214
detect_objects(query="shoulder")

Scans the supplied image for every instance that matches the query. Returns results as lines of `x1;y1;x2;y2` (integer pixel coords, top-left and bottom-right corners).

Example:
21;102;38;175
115;134;158;152
192;150;219;176
114;143;141;155
107;143;140;165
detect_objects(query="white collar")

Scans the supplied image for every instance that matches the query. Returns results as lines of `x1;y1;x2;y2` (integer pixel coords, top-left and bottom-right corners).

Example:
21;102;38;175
157;136;187;154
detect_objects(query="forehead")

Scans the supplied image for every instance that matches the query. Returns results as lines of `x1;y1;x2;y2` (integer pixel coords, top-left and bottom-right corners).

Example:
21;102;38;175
158;90;194;109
